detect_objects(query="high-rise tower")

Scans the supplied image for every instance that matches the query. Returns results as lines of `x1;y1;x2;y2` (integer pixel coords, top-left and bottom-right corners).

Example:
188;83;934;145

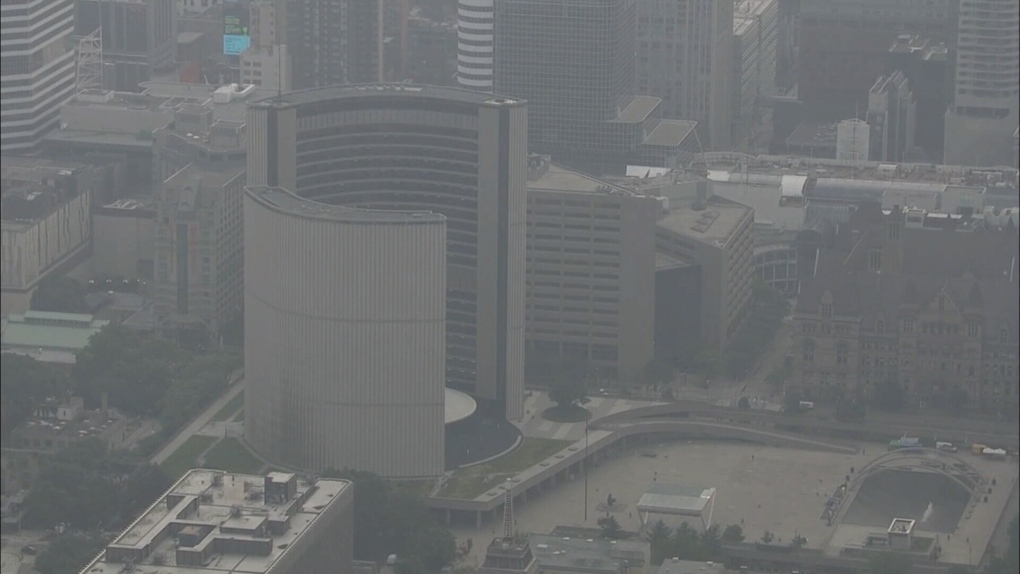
457;0;494;91
944;0;1020;167
0;0;76;152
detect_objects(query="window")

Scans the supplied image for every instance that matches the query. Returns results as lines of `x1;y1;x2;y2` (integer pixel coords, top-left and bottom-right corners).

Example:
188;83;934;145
868;249;882;271
1002;327;1010;345
836;342;849;365
902;318;914;334
803;339;816;364
820;303;832;319
876;319;885;335
968;323;979;338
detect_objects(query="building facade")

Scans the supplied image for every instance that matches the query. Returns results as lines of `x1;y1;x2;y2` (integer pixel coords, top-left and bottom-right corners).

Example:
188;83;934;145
867;71;916;163
655;192;754;352
457;0;494;91
636;0;735;149
525;157;660;382
0;0;76;152
798;0;956;117
246;84;527;422
244;187;447;477
731;0;778;153
493;0;637;164
1;159;94;315
240;0;291;91
792;205;1020;413
288;0;408;89
152;104;246;339
75;0;178;92
944;0;1020;167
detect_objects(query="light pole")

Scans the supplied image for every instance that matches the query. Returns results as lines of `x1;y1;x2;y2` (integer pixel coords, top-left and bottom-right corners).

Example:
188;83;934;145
583;415;589;522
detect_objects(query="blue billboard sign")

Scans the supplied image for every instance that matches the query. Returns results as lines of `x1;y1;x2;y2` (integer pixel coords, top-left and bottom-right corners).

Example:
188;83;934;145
223;3;250;56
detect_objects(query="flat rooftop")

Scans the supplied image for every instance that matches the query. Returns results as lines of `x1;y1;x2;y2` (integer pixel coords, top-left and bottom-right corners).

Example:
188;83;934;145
530;534;648;574
643;120;697;147
246;186;446;224
656;199;752;245
251;83;524;110
638;483;716;515
1;311;109;353
82;470;351;574
612;95;661;124
527;160;640;196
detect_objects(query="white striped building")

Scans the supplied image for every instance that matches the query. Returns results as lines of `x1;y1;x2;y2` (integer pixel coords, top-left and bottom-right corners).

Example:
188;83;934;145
0;0;76;152
457;0;494;91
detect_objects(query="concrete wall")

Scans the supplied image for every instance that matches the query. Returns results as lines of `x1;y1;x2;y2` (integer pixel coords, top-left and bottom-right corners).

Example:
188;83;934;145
244;191;448;478
1;189;91;291
92;212;155;279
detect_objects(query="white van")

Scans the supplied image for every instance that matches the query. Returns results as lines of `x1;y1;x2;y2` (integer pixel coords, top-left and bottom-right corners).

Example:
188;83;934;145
936;441;957;452
799;400;815;410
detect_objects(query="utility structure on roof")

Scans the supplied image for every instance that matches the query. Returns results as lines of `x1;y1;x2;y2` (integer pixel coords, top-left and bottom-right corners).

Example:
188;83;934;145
479;479;536;573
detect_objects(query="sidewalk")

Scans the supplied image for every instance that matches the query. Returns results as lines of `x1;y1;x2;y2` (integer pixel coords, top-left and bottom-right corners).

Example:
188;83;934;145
150;382;245;465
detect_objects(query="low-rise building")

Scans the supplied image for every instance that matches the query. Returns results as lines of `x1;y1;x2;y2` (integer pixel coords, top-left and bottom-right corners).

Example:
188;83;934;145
9;396;127;452
79;470;354;574
792;203;1020;411
92;198;157;280
1;158;96;315
1;311;109;364
529;534;650;574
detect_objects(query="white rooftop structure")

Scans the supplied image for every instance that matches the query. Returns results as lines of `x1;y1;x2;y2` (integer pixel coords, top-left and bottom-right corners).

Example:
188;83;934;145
445;387;478;425
637;484;717;531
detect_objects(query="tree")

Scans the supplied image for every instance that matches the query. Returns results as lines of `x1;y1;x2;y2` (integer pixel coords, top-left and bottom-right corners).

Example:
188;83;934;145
790;533;807;549
872;379;906;412
692;347;723;380
641;355;673;390
34;532;108;574
73;326;186;416
0;354;69;434
644;520;674;564
737;396;751;409
322;468;456;573
721;524;745;543
160;353;239;431
700;524;722;559
760;530;774;544
671;522;701;560
835;397;867;422
548;362;588;410
30;275;86;313
868;552;913;574
984;515;1019;574
783;389;804;413
600;515;624;540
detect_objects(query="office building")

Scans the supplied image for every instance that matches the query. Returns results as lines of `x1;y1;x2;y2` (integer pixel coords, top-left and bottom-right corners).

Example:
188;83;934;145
792;204;1020;412
885;35;949;162
245;187;447;477
867;71;916;163
244;85;526;474
732;0;778;152
798;0;956;117
75;0;178;92
836;118;870;163
493;0;693;173
944;0;1020;167
0;0;76;152
636;0;735;149
408;8;458;85
78;470;354;574
152;102;246;339
240;0;291;91
656;189;754;351
525;156;660;382
288;0;408;89
457;0;494;91
1;158;94;316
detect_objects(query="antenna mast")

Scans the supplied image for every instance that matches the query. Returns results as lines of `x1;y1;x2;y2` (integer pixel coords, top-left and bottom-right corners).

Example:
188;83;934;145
76;28;103;95
502;479;514;540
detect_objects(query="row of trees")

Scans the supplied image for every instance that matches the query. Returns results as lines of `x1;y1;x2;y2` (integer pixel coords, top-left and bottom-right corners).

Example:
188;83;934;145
644;521;751;565
322;469;457;574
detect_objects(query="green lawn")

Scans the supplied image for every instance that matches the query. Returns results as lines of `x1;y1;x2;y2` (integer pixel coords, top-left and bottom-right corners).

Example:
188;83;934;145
160;435;218;479
232;409;245;422
211;391;245;422
202;437;265;475
437;437;572;500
